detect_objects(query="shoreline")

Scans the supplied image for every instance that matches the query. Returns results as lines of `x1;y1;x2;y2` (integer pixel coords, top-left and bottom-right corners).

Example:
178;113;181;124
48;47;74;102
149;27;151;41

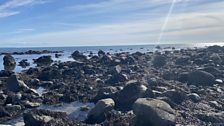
0;45;224;125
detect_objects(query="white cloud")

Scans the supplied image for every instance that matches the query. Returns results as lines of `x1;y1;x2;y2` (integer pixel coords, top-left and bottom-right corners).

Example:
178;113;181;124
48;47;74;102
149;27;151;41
1;0;224;47
0;0;50;18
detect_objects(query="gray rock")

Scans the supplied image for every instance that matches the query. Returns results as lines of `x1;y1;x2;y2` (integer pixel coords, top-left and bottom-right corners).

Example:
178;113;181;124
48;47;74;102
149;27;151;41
116;80;147;110
33;55;53;65
188;70;215;86
93;86;119;102
133;98;176;126
162;90;187;104
196;112;224;124
23;109;68;126
187;93;201;102
3;54;16;66
152;55;166;67
6;74;29;92
87;98;115;124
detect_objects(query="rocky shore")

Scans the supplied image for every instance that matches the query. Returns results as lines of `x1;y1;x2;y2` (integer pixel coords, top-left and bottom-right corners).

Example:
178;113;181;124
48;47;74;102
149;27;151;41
0;45;224;126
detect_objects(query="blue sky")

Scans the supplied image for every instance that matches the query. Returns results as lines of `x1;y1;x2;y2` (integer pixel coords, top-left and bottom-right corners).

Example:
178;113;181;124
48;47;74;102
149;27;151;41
0;0;223;47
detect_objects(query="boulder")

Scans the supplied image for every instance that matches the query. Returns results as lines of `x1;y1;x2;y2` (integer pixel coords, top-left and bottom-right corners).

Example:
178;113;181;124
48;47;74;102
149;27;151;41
133;98;176;126
71;50;87;61
188;70;215;86
105;73;128;84
93;86;119;102
23;109;70;126
33;55;53;65
116;80;147;110
6;74;29;92
18;59;30;68
3;54;16;66
152;55;166;67
86;98;115;124
162;90;187;104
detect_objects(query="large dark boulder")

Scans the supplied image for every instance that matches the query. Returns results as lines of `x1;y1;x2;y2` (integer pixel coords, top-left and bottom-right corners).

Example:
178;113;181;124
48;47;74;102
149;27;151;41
33;55;53;65
188;70;215;86
6;74;29;92
86;98;115;124
23;109;73;126
115;80;147;110
152;55;166;67
3;54;16;66
71;50;87;61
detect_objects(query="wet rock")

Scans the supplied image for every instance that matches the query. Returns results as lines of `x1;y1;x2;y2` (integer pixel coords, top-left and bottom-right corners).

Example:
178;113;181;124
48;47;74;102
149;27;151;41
187;93;201;103
209;101;222;109
71;50;87;61
177;72;189;83
207;45;223;53
55;53;62;58
26;67;39;75
162;90;187;104
4;92;22;105
33;55;53;65
23;100;41;108
23;109;72;126
196;112;224;124
18;59;30;68
116;80;147;110
93;86;119;102
152;55;166;67
98;50;106;57
99;55;113;65
0;106;10;118
86;98;115;124
5;104;22;116
188;70;215;86
105;73;128;84
0;70;14;77
6;74;29;92
175;56;190;65
39;67;62;81
3;54;16;66
133;98;176;126
30;78;40;85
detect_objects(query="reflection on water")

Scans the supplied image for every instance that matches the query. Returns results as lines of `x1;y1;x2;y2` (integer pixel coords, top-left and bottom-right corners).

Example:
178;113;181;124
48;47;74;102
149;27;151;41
4;101;94;125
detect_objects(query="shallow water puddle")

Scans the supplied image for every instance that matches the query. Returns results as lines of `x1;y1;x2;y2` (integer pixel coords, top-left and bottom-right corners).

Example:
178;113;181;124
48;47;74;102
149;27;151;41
3;101;95;126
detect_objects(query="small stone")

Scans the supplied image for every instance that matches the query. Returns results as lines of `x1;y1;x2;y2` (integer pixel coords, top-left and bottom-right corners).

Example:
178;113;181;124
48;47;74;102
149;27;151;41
187;93;201;102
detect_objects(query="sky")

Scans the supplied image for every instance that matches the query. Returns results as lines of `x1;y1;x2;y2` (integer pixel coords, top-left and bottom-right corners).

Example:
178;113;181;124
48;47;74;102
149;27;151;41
0;0;223;47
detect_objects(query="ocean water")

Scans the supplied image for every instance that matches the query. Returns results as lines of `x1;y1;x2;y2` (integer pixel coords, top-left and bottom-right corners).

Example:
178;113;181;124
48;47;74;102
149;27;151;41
0;43;223;73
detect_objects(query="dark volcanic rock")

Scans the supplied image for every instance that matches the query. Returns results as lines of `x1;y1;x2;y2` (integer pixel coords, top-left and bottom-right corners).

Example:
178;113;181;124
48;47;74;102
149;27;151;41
6;74;29;92
34;55;53;65
93;86;119;102
115;80;147;110
71;50;87;61
86;98;115;124
3;54;16;66
23;109;75;126
152;55;166;67
0;70;14;77
105;73;128;85
19;59;30;68
188;70;215;86
133;98;176;126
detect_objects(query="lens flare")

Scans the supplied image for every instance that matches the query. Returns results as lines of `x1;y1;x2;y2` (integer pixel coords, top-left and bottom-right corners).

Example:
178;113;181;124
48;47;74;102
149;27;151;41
158;0;177;42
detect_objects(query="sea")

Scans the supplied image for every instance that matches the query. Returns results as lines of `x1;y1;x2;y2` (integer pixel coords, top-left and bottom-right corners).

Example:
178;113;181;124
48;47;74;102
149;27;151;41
0;43;223;73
